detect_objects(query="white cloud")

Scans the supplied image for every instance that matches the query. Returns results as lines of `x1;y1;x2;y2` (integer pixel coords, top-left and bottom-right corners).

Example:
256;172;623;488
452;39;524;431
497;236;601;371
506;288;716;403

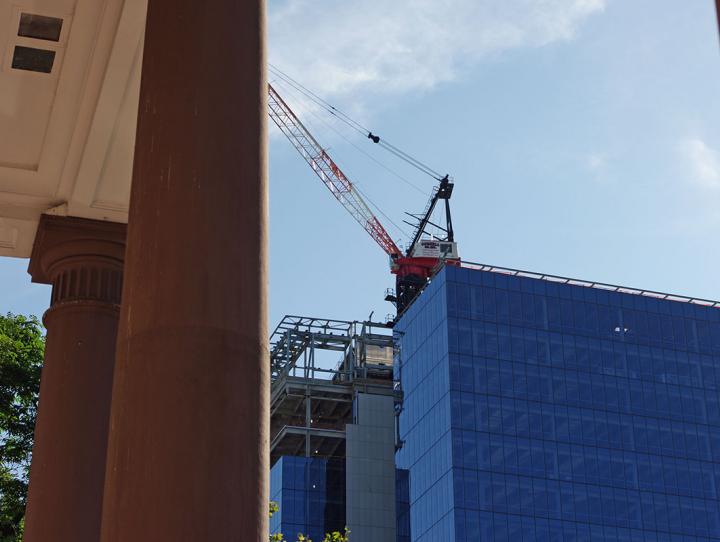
269;0;606;97
679;138;720;190
587;152;606;170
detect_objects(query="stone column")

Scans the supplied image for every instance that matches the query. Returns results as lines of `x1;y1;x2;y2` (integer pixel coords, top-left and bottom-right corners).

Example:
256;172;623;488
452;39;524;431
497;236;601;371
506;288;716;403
100;0;268;540
23;215;126;542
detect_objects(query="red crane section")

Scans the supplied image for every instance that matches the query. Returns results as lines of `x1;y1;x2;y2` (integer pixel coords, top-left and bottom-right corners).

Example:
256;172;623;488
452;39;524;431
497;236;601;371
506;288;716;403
268;84;402;259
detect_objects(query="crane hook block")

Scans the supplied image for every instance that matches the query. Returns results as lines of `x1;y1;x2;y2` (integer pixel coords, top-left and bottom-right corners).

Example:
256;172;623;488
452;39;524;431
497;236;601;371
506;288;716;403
368;132;381;144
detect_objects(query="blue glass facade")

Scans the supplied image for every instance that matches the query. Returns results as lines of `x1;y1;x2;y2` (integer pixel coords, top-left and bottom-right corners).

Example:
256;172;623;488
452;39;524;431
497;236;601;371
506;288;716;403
397;469;411;542
269;456;345;541
395;265;720;541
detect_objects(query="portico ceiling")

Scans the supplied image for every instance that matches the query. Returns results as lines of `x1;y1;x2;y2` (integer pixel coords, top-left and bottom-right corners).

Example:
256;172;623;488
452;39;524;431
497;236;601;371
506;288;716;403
0;0;146;257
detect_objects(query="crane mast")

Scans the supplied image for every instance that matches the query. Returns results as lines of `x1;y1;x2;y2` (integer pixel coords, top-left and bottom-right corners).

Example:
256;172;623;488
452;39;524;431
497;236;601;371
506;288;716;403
268;84;402;259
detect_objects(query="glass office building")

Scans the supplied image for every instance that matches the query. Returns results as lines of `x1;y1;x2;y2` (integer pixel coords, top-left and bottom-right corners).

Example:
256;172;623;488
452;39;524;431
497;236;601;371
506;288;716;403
395;264;720;542
269;456;346;541
269;456;411;541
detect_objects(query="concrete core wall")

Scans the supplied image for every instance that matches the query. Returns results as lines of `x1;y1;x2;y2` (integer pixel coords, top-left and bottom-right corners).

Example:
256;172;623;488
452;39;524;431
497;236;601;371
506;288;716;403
346;393;397;541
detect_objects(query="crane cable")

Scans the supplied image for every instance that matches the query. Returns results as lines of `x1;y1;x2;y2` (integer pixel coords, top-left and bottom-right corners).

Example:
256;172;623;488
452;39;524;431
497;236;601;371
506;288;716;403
270;77;428;196
269;64;367;135
270;77;412;241
269;64;446;182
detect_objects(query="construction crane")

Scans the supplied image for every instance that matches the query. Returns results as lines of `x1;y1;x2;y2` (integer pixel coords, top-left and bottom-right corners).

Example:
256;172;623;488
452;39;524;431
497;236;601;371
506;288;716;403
268;83;458;314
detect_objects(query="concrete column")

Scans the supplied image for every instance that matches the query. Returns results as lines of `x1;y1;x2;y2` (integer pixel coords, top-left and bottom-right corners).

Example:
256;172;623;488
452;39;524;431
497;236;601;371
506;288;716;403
23;215;126;542
100;0;268;540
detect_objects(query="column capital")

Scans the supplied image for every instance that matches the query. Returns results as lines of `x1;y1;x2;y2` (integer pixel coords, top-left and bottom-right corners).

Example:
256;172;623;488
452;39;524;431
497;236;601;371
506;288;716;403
28;214;127;311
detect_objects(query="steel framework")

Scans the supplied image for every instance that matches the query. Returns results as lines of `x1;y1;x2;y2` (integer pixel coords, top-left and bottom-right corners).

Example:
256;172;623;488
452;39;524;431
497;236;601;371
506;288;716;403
269;315;396;382
269;315;399;466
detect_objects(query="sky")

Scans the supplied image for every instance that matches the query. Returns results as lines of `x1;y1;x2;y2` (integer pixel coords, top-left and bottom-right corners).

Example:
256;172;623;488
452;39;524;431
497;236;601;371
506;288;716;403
1;0;720;334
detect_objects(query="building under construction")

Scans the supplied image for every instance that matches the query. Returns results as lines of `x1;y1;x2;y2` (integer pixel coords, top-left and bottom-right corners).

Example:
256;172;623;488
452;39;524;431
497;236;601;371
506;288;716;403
268;315;408;542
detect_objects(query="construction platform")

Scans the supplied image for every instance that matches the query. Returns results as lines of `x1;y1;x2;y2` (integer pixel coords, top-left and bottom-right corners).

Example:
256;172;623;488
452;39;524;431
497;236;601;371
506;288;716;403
269;315;402;466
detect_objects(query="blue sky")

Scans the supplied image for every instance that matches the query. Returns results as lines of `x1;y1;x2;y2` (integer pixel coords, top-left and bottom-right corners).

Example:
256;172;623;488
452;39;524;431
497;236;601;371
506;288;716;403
2;0;719;332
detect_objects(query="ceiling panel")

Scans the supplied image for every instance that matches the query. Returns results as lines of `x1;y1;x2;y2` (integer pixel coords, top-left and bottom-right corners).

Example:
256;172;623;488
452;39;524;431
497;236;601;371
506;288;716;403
0;0;146;257
0;2;74;171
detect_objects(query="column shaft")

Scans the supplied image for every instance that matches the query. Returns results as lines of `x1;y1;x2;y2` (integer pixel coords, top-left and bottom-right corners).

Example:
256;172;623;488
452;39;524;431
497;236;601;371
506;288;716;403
100;0;268;540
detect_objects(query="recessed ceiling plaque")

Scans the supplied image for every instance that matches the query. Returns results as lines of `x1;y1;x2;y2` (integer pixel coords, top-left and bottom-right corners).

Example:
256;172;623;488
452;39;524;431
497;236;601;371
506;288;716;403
18;13;64;42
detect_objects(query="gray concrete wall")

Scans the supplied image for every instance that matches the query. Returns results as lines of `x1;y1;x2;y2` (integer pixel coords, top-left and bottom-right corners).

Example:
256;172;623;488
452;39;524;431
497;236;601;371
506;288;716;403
346;393;397;542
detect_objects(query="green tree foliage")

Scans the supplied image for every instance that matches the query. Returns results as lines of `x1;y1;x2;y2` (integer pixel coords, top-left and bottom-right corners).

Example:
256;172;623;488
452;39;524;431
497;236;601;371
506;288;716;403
269;501;349;542
0;313;44;542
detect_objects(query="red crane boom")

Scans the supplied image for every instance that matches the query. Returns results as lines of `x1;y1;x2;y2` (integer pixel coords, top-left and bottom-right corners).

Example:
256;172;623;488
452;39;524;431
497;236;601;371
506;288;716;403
267;84;402;259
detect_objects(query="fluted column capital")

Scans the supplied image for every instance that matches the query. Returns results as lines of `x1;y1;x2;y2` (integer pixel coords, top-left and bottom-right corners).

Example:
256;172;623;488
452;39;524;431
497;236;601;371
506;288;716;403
28;215;126;314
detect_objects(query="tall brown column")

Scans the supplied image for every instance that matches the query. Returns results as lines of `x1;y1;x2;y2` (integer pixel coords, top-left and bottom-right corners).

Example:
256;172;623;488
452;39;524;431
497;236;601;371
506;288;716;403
23;215;126;542
100;0;268;540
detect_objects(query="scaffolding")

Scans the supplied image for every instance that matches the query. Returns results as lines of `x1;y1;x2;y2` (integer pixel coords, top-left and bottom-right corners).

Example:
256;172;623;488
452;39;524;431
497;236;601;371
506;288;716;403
269;315;400;466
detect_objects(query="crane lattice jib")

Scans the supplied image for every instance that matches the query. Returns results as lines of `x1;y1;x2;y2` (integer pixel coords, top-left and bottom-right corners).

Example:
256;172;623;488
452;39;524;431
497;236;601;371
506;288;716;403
268;84;402;258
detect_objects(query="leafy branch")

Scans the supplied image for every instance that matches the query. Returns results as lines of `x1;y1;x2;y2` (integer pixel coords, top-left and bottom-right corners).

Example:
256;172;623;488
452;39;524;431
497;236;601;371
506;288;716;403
269;501;349;542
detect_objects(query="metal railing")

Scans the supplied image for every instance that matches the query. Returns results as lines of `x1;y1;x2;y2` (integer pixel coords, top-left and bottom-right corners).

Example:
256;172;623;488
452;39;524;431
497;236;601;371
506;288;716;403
459;260;720;309
269;315;395;384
